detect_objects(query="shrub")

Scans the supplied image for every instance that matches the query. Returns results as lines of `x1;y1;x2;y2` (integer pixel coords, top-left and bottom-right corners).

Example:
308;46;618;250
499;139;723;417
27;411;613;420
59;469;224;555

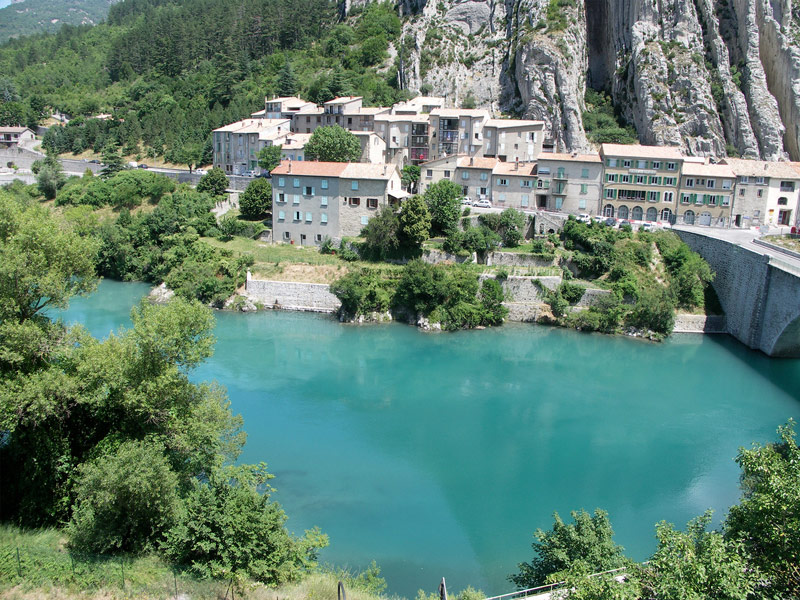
330;269;396;316
559;282;585;304
196;168;229;197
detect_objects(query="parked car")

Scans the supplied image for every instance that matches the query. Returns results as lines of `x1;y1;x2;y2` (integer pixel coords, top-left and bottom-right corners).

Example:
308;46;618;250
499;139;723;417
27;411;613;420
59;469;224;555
88;159;100;164
577;213;591;223
256;171;271;178
592;215;604;224
640;222;655;232
137;163;149;169
604;217;617;227
474;199;492;209
618;220;632;229
460;197;472;206
194;169;207;175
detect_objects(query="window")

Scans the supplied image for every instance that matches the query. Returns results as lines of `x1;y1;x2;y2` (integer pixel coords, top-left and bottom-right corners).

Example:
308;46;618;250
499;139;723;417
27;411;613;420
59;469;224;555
721;195;730;206
635;175;646;184
444;170;451;178
521;195;529;207
480;172;488;181
426;169;433;178
579;198;586;209
306;212;313;222
649;176;662;185
707;195;716;206
557;168;565;178
293;178;300;187
652;161;661;170
581;168;589;178
293;211;301;221
778;197;789;206
681;194;691;204
283;231;291;240
667;162;676;171
647;191;660;202
754;176;765;184
301;234;306;243
757;189;763;198
739;189;745;196
696;179;706;187
740;176;750;183
637;160;647;169
498;194;506;202
278;210;285;220
621;175;631;184
623;160;632;168
278;177;285;187
664;191;673;203
538;167;551;175
605;188;616;199
480;187;487;195
521;180;532;188
606;173;617;183
277;193;286;203
580;184;588;195
349;198;360;206
321;179;328;189
351;181;359;190
304;186;314;195
361;216;369;225
685;178;694;188
606;159;617;167
321;196;328;207
663;177;676;186
293;195;300;204
367;198;378;208
462;171;469;180
497;178;509;186
321;213;328;223
722;180;732;189
555;197;563;210
316;234;323;243
707;179;715;189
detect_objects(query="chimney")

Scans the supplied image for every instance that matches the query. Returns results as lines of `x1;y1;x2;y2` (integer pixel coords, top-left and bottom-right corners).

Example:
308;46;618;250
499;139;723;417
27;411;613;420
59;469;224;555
470;156;474;166
383;165;387;175
514;158;519;171
288;158;292;174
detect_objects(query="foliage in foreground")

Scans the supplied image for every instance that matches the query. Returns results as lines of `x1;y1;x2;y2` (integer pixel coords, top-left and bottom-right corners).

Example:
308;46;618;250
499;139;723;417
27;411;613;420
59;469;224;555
509;421;800;599
0;192;326;585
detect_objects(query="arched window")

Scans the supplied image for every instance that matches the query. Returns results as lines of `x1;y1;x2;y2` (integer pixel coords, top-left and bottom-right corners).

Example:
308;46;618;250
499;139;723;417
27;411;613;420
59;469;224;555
646;207;657;221
660;208;673;222
618;205;629;220
683;210;695;225
603;204;615;217
631;206;643;221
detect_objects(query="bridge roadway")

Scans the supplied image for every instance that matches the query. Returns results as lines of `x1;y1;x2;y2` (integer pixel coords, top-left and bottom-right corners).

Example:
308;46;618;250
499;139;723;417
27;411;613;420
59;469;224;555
672;225;800;357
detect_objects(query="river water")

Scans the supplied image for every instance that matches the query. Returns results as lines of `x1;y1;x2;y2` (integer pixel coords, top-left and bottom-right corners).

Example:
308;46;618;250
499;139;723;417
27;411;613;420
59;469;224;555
57;280;800;598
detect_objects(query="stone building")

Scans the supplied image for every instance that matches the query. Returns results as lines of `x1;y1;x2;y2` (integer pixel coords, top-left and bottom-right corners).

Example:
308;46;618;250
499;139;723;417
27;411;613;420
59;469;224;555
676;162;735;226
722;158;800;227
270;160;404;245
212;118;291;175
535;153;603;215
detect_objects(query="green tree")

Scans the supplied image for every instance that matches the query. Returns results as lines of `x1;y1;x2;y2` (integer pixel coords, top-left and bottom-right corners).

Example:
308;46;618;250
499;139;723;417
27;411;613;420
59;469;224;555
164;464;328;584
641;512;758;600
305;125;361;162
724;421;800;598
398;194;431;254
554;563;641;600
424;179;463;235
499;208;526;248
197;167;229;197
239;178;272;219
401;165;420;193
276;59;298;97
36;153;66;200
68;439;181;554
479;279;507;325
257;144;283;173
509;509;629;588
180;141;205;173
361;206;401;260
100;142;126;180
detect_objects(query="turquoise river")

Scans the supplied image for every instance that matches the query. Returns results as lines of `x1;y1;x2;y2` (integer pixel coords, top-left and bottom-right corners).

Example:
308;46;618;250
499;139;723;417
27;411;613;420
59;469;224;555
57;280;800;598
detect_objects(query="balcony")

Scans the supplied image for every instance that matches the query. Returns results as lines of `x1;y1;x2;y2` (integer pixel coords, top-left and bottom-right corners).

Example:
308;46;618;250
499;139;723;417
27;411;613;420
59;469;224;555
780;184;796;192
411;136;428;148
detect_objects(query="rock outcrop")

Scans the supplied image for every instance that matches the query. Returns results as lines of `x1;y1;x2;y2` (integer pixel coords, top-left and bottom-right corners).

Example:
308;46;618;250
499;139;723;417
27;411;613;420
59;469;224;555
344;0;800;160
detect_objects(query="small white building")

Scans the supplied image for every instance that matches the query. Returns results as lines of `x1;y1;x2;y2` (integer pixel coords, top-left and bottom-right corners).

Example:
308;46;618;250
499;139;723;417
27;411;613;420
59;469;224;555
0;127;35;148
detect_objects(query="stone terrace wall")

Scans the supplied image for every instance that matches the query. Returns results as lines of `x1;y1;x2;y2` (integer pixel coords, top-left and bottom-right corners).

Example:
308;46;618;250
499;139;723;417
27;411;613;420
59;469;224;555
486;251;556;267
245;275;340;313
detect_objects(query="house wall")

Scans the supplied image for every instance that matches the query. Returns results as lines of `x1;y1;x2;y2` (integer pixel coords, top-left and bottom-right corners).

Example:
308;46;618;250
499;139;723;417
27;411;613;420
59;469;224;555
272;174;341;245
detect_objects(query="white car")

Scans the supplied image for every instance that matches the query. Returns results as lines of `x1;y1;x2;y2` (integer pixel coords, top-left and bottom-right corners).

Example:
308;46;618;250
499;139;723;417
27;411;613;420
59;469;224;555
195;169;207;175
640;222;655;232
460;197;472;206
577;213;591;223
474;199;492;209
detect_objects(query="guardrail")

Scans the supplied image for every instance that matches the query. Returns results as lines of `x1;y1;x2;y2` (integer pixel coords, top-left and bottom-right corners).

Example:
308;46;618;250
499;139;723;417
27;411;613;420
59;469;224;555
481;567;628;600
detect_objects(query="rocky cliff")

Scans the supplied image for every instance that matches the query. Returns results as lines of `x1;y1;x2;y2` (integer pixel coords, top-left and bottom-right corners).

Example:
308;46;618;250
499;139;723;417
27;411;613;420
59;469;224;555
347;0;800;160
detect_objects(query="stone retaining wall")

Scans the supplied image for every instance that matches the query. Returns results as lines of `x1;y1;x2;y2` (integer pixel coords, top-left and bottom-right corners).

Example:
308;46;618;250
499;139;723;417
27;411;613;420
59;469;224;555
486;251;556;267
422;248;476;264
575;288;614;307
244;273;340;313
672;314;727;333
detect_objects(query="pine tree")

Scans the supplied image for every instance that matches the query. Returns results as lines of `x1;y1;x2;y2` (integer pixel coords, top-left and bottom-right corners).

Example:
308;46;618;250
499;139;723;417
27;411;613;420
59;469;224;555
276;59;297;97
100;142;126;180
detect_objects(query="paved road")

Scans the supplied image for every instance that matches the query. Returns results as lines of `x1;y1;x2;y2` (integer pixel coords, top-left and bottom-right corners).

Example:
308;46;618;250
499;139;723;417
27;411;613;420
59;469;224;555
673;224;800;270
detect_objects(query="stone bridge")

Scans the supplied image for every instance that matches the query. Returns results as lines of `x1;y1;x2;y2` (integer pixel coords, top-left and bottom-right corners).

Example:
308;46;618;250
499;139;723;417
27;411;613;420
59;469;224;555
674;227;800;357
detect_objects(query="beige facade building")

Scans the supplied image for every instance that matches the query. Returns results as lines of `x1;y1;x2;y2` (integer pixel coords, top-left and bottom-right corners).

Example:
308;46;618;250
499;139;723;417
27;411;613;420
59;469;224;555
535;153;603;215
676;162;735;226
271;160;404;245
599;144;683;222
722;158;800;227
0;126;35;147
428;108;491;161
482;119;545;162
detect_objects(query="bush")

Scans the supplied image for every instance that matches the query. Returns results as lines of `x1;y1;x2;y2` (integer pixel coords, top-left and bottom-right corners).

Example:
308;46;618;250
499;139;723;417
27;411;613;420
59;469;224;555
424;179;463;235
559;282;586;304
68;439;180;554
196;168;229;197
626;287;676;334
330;269;396;316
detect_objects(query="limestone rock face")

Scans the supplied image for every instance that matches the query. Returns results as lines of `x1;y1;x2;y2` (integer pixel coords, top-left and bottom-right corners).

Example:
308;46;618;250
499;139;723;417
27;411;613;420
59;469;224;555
348;0;800;159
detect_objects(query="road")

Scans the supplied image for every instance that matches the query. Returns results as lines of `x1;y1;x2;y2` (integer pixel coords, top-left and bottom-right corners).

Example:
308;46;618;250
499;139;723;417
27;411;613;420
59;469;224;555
673;224;800;270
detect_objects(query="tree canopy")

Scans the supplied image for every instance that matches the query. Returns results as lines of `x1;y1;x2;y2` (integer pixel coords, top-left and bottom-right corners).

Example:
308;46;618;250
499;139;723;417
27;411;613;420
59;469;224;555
424;179;463;235
258;145;283;173
197;167;229;197
239;178;272;219
304;125;361;162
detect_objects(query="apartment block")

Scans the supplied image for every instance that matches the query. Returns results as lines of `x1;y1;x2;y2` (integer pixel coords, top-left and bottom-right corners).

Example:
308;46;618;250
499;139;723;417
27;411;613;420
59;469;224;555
482;119;545;162
374;114;429;165
428;108;490;161
535;153;603;215
271;160;404;245
722;158;800;227
599;144;683;222
490;161;537;210
418;155;461;195
676;162;735;226
212;118;291;175
455;156;498;201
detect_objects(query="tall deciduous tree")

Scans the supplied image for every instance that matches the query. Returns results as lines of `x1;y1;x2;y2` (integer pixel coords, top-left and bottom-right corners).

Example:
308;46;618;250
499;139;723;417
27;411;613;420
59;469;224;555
239;178;272;219
257;145;283;173
424;179;463;235
398;194;431;254
197;167;229;197
304;125;361;162
401;165;420;193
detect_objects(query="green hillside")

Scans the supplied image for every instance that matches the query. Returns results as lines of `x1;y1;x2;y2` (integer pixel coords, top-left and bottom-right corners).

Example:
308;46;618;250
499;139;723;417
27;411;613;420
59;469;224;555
0;0;115;43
